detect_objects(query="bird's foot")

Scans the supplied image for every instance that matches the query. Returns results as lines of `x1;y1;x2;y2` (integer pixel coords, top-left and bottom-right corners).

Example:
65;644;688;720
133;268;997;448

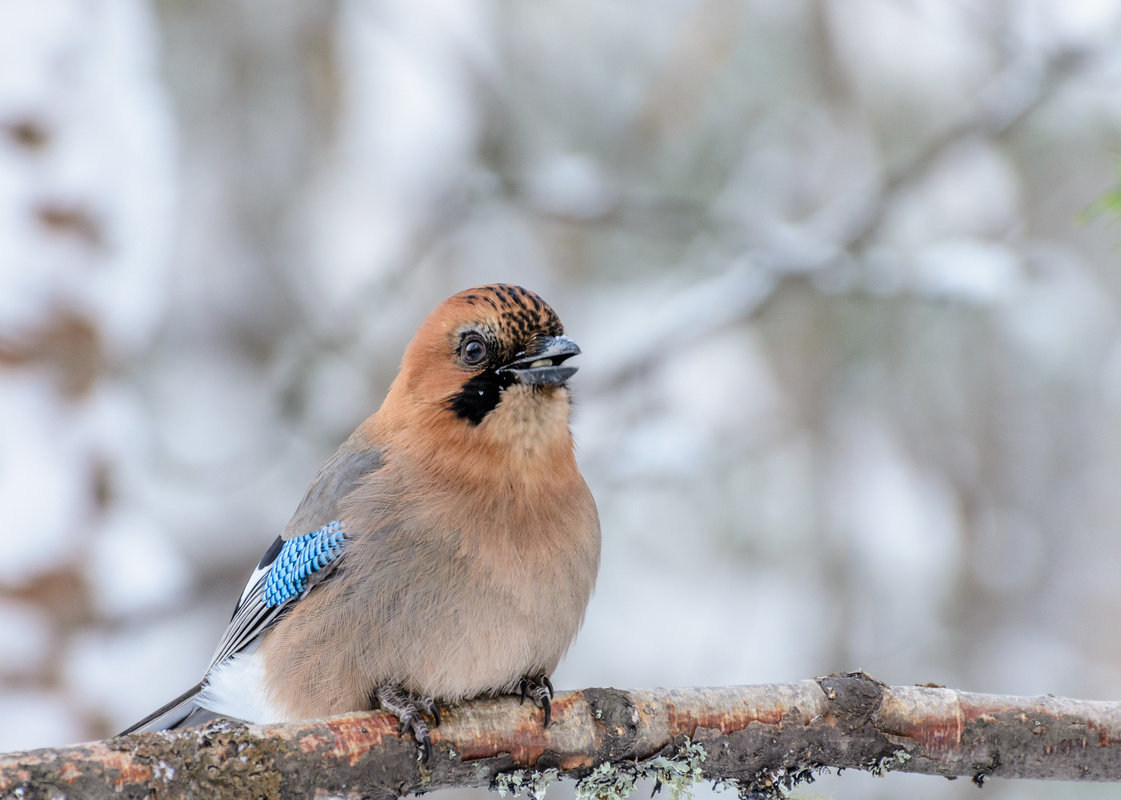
376;685;441;761
517;673;554;727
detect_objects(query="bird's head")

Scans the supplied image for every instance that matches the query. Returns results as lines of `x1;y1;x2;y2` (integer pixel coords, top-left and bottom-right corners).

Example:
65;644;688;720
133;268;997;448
379;284;582;463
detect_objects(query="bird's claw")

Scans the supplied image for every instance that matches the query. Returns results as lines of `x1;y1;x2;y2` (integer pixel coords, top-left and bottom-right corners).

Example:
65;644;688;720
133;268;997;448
517;673;554;728
376;685;441;761
420;695;441;727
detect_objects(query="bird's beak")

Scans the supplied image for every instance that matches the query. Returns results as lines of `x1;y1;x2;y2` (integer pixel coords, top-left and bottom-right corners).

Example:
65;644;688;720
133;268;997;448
496;335;581;386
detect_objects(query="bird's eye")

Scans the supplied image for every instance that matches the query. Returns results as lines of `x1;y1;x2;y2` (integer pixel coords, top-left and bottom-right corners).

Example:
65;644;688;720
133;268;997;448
461;336;488;366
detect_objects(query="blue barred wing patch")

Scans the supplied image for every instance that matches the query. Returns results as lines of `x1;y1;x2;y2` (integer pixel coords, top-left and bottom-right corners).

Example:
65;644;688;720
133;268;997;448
206;520;347;669
262;521;346;607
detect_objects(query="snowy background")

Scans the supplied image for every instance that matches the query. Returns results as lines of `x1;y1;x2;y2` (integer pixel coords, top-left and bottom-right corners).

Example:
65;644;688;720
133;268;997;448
3;2;1121;799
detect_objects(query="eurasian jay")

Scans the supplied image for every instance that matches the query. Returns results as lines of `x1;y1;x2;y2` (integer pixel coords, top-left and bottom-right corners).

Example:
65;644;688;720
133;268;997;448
122;284;601;757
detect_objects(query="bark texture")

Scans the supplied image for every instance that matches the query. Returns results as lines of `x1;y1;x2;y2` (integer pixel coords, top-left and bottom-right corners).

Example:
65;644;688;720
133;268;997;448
3;674;1121;799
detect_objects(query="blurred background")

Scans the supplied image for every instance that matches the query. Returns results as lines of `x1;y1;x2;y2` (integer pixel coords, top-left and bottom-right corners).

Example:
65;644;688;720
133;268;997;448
2;1;1121;798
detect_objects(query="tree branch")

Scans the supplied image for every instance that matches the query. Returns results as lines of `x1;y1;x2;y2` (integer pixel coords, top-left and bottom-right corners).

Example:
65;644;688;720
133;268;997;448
3;674;1121;799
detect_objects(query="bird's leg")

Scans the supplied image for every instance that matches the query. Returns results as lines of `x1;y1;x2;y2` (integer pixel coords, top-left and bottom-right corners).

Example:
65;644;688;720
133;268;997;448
517;673;554;727
375;685;441;761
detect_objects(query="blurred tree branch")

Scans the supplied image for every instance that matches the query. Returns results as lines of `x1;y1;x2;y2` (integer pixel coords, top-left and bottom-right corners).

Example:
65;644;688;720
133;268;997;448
4;674;1121;799
842;43;1099;254
520;34;1113;402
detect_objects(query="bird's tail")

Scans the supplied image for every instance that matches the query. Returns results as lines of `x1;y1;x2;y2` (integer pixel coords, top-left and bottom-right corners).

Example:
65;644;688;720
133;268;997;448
118;682;220;735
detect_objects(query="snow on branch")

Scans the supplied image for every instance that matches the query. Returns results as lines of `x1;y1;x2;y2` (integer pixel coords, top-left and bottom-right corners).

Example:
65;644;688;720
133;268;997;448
3;674;1121;799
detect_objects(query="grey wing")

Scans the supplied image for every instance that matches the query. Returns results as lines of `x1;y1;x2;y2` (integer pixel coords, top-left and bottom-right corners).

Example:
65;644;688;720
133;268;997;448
119;434;384;735
283;434;384;539
208;436;385;668
123;524;346;735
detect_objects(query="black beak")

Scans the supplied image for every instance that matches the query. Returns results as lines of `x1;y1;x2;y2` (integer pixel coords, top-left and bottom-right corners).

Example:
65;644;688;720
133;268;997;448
496;335;581;386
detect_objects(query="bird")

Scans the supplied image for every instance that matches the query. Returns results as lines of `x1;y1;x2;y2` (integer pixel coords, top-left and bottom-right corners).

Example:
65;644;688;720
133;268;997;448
121;284;600;758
